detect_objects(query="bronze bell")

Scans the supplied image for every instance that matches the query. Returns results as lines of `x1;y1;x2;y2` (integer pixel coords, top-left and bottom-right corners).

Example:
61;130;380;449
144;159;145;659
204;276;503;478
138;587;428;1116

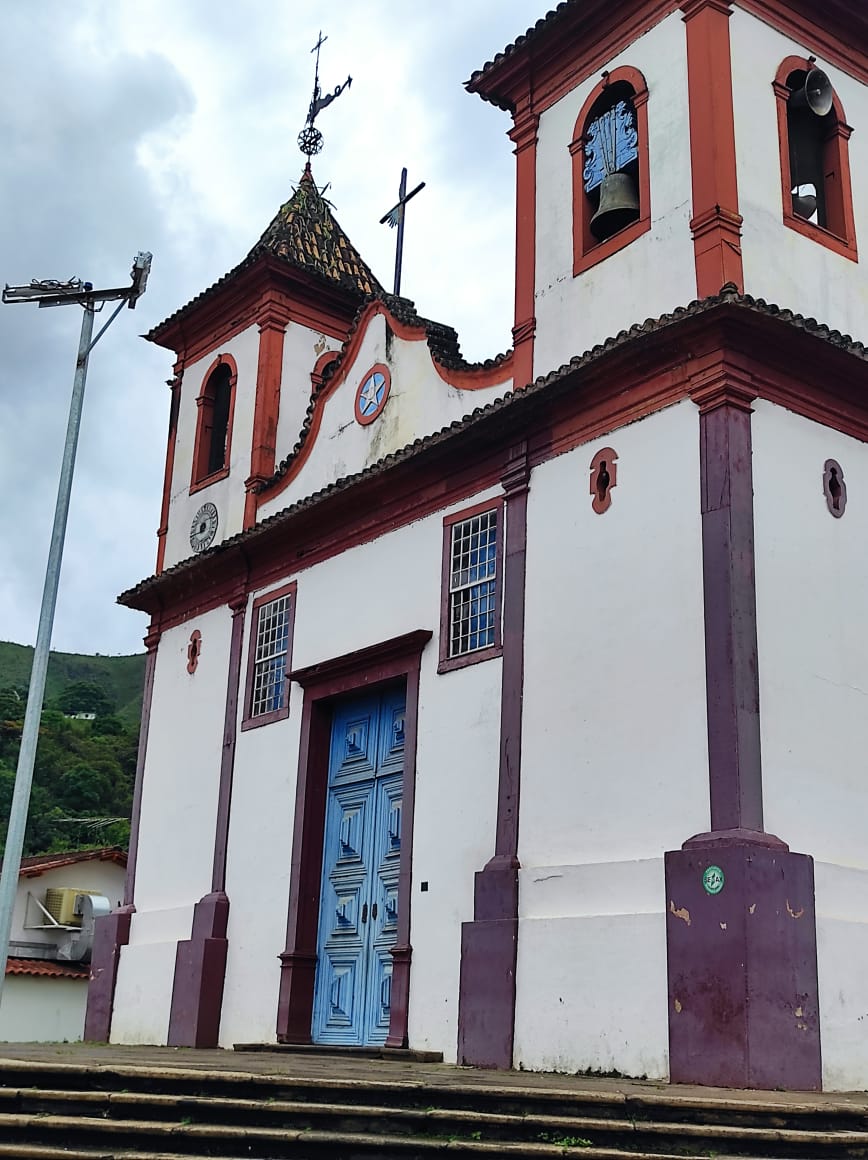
792;188;817;220
590;171;640;240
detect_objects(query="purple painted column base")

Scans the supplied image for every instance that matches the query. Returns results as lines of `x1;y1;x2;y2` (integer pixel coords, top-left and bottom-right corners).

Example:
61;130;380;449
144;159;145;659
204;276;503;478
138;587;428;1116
457;858;518;1069
167;891;229;1048
665;834;821;1091
84;905;133;1042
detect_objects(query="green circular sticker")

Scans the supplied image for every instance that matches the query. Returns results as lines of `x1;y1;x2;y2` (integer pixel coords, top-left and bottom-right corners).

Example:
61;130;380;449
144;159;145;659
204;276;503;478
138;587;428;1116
703;865;725;895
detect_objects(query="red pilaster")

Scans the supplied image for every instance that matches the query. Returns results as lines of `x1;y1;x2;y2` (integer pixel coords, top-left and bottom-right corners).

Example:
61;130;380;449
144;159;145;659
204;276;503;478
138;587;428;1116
682;0;744;296
84;621;161;1042
458;443;529;1069
245;303;290;529
156;368;182;574
509;101;538;391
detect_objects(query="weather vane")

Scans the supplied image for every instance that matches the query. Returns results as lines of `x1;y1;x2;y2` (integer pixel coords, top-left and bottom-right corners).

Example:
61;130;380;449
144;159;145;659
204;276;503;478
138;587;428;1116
297;32;352;159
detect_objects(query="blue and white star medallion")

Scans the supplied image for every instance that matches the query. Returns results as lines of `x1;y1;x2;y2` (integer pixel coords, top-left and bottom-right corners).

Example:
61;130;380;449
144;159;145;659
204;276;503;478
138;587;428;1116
354;364;391;426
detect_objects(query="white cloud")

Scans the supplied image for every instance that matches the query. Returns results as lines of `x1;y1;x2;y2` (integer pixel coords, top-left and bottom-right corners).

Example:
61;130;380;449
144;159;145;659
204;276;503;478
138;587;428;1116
0;1;543;655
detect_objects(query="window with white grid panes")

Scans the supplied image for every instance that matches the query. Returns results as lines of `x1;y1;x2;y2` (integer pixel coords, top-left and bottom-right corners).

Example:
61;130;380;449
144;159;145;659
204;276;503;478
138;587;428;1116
448;508;498;658
242;581;297;729
251;594;292;715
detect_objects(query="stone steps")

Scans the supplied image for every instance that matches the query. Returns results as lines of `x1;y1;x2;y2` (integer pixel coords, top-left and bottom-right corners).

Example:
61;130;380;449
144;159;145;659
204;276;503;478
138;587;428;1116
0;1055;867;1158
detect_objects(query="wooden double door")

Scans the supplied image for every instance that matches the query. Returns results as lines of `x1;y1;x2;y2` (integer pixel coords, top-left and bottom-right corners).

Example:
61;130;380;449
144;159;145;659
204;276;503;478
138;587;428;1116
312;685;405;1045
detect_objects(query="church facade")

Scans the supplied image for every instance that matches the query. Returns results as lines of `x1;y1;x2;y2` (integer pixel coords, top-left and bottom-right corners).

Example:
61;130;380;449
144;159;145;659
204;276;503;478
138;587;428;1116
87;0;868;1092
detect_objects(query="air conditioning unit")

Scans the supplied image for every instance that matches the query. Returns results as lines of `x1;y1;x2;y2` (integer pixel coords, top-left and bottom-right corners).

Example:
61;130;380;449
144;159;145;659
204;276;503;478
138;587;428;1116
43;888;101;927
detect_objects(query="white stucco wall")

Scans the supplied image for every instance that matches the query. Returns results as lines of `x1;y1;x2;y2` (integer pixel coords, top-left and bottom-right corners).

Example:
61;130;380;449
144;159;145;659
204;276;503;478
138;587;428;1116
752;399;868;1090
112;605;231;1044
409;656;501;1059
752;400;868;864
273;323;343;472
219;648;303;1048
814;862;868;1091
515;400;709;1078
208;490;502;1052
258;310;510;521
0;976;88;1043
730;10;868;332
533;11;695;379
162;324;260;572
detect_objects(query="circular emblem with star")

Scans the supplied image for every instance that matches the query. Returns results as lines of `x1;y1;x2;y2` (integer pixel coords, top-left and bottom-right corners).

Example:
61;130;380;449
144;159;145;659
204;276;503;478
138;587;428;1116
354;365;391;426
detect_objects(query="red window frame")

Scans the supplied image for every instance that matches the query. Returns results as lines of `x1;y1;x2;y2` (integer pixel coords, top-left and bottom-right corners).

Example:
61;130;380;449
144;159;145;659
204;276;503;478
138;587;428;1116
438;498;505;674
241;580;297;731
773;56;857;262
191;353;238;492
570;65;651;277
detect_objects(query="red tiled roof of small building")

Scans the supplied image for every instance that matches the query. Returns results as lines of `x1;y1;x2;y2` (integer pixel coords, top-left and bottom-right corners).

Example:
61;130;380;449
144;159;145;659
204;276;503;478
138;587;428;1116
6;958;89;980
15;848;127;879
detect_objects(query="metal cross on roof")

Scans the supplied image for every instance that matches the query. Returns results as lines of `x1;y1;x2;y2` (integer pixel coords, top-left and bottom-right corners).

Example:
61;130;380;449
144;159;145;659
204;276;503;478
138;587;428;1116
379;167;426;297
297;31;352;159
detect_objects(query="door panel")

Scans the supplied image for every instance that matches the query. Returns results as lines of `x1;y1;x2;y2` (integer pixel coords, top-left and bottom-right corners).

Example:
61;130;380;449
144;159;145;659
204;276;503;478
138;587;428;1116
313;686;405;1045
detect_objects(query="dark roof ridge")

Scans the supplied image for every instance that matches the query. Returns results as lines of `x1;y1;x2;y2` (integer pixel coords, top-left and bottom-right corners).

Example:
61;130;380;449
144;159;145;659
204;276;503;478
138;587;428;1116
257;293;513;494
120;290;868;606
466;1;578;107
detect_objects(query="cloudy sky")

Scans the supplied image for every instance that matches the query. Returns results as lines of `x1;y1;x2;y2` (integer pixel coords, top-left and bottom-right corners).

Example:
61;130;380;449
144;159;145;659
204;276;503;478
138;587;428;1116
0;1;544;658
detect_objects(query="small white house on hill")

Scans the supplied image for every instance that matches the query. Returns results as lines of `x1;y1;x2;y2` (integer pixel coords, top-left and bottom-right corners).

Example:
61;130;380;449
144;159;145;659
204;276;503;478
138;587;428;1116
2;848;125;1042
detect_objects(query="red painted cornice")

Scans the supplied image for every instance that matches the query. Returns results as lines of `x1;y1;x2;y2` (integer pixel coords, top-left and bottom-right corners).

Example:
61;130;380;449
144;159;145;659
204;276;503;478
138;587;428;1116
469;0;868;117
121;299;868;631
255;298;514;510
467;0;678;115
148;254;362;366
737;0;868;86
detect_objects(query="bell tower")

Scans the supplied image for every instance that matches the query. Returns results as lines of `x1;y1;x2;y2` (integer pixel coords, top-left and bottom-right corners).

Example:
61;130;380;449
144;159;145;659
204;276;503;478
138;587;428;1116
468;0;868;387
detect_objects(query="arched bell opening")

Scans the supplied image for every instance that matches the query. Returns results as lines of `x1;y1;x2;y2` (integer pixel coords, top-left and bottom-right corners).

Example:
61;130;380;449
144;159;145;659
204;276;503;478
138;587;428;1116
570;66;651;276
773;55;856;259
785;68;834;227
583;81;641;244
191;353;238;490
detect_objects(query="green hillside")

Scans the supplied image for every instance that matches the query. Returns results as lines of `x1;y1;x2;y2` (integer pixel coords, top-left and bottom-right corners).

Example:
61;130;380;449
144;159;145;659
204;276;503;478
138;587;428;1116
0;642;145;726
0;643;145;857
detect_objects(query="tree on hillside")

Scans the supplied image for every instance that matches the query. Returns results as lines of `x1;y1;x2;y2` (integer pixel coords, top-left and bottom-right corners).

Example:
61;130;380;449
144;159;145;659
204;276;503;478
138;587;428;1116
0;686;25;721
55;681;114;717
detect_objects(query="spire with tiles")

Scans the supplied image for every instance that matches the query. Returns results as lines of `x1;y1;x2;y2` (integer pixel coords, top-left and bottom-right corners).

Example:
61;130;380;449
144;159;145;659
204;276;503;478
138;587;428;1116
253;163;383;298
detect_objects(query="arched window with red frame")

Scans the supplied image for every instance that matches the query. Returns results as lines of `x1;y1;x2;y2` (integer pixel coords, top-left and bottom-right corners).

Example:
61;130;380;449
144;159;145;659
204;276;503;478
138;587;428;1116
570;65;651;276
191;353;237;491
773;57;857;261
310;349;341;395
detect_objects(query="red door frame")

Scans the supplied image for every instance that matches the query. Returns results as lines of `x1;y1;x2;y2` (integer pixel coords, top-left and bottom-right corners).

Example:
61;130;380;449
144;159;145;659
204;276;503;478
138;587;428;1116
275;630;431;1048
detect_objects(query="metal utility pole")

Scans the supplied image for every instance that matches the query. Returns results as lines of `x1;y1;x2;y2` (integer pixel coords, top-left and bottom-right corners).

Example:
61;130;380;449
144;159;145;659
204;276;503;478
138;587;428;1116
0;253;152;1003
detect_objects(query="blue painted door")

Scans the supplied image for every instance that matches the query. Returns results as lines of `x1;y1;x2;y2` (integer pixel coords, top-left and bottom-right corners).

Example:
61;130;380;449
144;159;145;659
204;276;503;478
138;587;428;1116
312;686;405;1045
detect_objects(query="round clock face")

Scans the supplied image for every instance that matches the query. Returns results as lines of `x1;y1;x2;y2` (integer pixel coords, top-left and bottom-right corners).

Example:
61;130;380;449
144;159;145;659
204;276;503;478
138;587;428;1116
354;365;391;426
190;502;219;553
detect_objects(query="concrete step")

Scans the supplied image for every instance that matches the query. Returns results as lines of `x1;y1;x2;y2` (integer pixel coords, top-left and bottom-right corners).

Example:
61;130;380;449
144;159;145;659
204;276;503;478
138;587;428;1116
1;1099;868;1158
0;1115;706;1159
3;1050;868;1159
235;1041;444;1063
4;1057;868;1134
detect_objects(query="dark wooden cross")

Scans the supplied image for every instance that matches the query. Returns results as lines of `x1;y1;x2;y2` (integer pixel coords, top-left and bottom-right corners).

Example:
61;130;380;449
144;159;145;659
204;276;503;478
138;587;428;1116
379;167;426;297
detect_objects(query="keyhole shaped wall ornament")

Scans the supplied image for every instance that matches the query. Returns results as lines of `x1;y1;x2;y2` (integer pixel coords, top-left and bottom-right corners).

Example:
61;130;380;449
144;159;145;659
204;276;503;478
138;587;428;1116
590;447;618;514
823;459;847;517
187;630;202;674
